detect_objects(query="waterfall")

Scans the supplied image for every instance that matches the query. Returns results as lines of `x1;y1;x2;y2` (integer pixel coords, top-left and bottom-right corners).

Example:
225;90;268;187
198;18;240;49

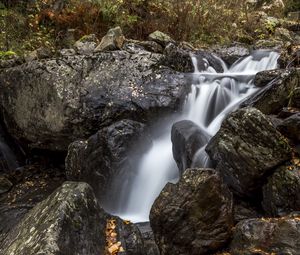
107;50;279;223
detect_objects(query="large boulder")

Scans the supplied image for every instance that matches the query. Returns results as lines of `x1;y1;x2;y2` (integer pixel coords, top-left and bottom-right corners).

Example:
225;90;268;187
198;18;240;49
262;163;300;216
171;120;210;173
0;182;107;255
211;44;250;66
0;47;189;151
65;119;152;199
206;107;292;197
243;68;300;114
150;168;233;255
230;215;300;255
254;68;286;87
0;165;66;245
0;181;146;255
277;113;300;143
163;43;224;73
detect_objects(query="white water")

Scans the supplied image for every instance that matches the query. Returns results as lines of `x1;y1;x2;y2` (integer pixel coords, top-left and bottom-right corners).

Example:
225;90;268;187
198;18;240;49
109;50;279;223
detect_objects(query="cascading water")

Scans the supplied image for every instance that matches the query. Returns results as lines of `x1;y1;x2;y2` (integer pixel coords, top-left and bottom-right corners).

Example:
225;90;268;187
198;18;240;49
109;50;279;223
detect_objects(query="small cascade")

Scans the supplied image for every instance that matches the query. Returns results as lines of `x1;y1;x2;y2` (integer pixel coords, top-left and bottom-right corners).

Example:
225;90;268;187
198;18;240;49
107;50;279;223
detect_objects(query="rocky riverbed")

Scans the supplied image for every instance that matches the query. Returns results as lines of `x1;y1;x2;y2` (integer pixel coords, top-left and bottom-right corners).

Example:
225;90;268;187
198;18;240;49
0;24;300;255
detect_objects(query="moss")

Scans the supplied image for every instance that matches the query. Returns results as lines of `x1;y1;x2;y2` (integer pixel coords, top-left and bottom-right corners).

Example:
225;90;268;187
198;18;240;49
0;50;16;60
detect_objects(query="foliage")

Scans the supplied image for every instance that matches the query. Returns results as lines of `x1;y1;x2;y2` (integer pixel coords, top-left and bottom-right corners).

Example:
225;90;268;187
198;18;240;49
284;0;300;14
0;0;294;54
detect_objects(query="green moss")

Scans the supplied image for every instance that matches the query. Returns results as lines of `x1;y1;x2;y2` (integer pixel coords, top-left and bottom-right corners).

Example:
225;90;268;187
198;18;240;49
0;50;16;59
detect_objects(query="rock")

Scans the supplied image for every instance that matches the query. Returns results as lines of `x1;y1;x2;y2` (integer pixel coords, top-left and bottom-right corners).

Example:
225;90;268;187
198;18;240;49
65;119;152;199
122;40;164;54
254;38;284;49
275;27;294;42
277;113;300;142
94;26;125;52
74;34;99;55
262;164;300;216
136;222;160;255
171;120;210;173
230;215;300;255
0;47;189;151
24;47;52;62
267;114;283;128
243;68;300;115
59;48;76;56
0;175;12;194
212;44;250;66
148;30;175;47
114;218;145;255
164;43;224;73
233;200;260;224
206;107;292;197
0;165;65;245
61;28;76;48
0;182;106;255
290;87;300;108
254;69;286;87
277;107;300;118
150;168;233;255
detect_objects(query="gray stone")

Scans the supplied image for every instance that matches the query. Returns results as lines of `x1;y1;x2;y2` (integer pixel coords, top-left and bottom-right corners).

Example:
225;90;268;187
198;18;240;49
0;182;107;255
94;26;125;52
254;69;286;87
243;69;300;114
0;175;12;194
277;113;300;142
263;164;300;216
230;215;300;255
65;119;152;199
0;47;189;151
206;107;292;197
150;168;233;255
148;30;175;47
171;120;210;173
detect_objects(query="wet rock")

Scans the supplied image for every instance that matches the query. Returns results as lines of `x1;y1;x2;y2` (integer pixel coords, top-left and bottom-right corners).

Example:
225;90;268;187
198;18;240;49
0;175;12;194
254;68;286;87
114;218;145;255
230;215;300;255
277;113;300;142
94;26;125;52
263;164;300;216
0;166;65;245
65;119;152;199
0;47;189;151
212;44;250;66
290;87;300;108
136;222;160;255
164;43;224;73
233;200;260;224
148;30;175;47
0;182;106;255
171;120;210;173
206;107;292;197
277;107;300;118
243;68;300;115
150;168;233;255
0;182;145;255
267;114;283;128
74;34;99;55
